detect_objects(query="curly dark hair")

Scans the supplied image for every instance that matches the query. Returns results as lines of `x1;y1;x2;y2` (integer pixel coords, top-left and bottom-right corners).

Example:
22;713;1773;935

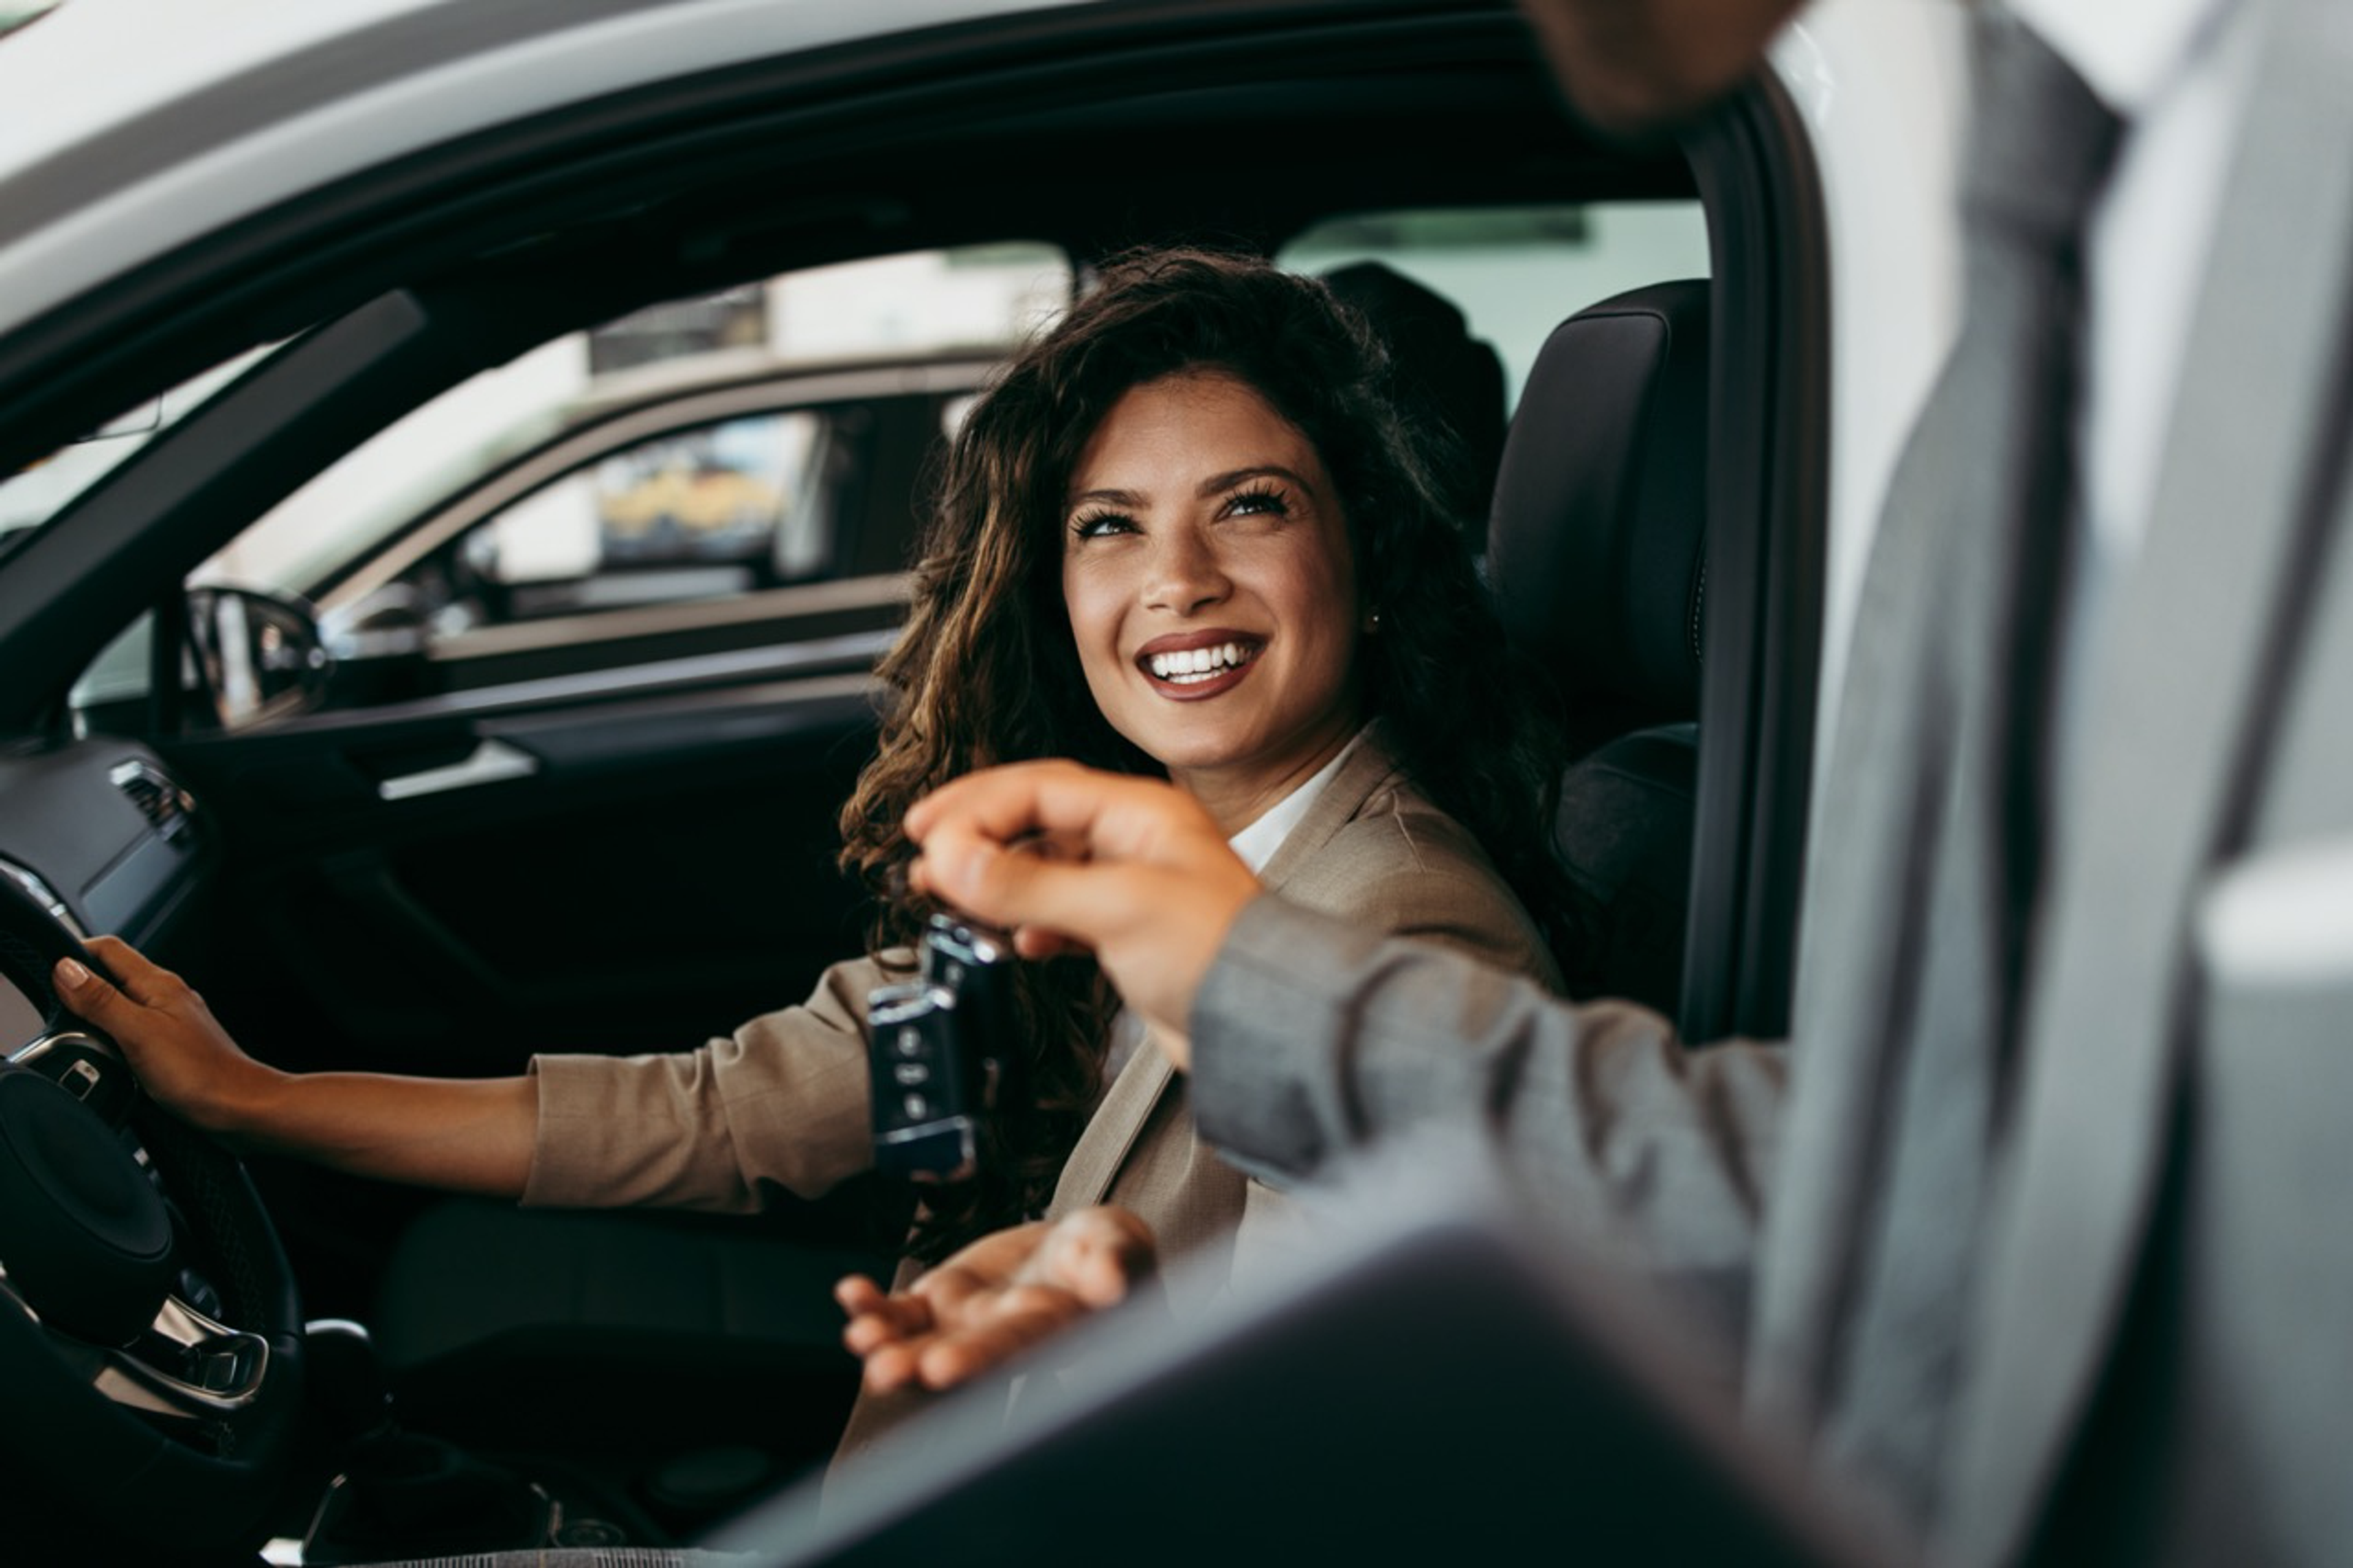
839;246;1574;1259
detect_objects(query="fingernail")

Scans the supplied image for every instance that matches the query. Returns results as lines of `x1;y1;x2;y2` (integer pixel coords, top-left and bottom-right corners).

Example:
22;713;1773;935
55;958;89;988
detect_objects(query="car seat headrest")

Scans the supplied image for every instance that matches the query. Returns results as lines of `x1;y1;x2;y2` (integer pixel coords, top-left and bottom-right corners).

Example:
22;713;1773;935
1487;280;1710;743
1321;260;1509;525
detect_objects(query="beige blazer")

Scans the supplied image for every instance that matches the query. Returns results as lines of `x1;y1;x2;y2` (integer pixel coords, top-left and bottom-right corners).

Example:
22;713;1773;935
524;738;1558;1471
525;735;1558;1235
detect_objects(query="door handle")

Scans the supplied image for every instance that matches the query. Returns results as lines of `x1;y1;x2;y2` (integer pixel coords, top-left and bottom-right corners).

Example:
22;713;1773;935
376;738;540;801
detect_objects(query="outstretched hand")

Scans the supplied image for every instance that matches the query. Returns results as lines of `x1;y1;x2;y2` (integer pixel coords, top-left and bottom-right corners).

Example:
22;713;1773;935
53;936;278;1137
836;1206;1159;1395
906;761;1261;1059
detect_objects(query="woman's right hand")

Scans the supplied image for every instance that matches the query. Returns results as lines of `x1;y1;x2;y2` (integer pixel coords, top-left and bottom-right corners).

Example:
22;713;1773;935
53;936;281;1139
53;936;535;1195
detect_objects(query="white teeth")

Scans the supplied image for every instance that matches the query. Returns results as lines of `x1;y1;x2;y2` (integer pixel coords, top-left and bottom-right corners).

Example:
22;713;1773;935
1146;643;1253;683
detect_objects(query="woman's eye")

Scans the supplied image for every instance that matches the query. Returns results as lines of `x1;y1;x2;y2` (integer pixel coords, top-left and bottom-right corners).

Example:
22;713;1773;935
1226;488;1289;518
1070;511;1137;539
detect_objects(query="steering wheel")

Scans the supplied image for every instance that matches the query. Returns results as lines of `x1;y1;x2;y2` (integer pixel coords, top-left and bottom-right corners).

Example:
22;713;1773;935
0;876;303;1555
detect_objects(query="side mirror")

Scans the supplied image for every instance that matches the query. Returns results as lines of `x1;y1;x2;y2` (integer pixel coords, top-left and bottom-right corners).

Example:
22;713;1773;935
184;584;333;729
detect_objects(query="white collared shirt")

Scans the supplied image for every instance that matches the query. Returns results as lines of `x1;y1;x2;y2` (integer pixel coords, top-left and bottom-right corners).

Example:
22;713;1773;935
2034;0;2250;578
1224;727;1370;874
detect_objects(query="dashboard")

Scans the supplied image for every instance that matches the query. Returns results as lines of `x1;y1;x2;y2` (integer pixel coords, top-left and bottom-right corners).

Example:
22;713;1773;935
0;740;211;951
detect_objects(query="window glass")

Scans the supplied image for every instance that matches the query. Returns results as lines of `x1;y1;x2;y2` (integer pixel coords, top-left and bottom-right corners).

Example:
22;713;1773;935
197;243;1069;609
68;244;1068;724
1280;203;1710;414
443;407;845;626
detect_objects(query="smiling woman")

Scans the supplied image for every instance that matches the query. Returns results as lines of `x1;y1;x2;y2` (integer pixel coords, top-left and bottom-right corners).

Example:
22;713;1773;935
841;248;1580;1270
66;249;1577;1474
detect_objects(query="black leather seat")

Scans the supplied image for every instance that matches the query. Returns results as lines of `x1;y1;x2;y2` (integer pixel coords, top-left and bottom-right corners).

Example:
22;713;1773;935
1488;281;1710;1016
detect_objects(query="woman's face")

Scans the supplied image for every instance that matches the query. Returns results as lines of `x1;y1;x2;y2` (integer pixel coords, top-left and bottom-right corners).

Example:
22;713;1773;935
1061;369;1363;830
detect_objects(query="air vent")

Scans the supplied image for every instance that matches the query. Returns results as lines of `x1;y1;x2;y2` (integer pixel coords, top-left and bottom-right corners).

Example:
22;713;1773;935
109;759;197;844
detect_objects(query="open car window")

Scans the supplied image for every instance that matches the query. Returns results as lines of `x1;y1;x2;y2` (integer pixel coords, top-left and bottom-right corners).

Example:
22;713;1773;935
205;242;1069;619
66;244;1070;722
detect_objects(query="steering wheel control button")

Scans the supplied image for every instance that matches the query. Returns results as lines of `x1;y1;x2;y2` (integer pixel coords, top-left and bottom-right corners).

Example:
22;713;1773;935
195;1343;258;1393
0;1069;176;1344
9;1032;140;1126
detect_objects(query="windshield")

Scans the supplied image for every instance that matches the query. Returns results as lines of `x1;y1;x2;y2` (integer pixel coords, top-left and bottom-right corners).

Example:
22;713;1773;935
0;345;274;548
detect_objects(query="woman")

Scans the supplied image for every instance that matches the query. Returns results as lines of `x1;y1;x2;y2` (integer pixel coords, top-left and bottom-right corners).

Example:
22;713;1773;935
57;246;1572;1356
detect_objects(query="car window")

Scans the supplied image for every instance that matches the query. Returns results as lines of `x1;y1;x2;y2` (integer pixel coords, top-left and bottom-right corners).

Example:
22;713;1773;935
1280;202;1711;414
423;408;846;627
381;398;880;640
67;244;1069;724
202;243;1069;611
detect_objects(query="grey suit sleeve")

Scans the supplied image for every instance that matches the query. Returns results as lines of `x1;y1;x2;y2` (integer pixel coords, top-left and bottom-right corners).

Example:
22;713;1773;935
1190;895;1786;1295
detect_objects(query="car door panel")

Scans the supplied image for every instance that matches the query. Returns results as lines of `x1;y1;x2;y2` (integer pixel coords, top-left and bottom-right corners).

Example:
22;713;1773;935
157;663;885;1079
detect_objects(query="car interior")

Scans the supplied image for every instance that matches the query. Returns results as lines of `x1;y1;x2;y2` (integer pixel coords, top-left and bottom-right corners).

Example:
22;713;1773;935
0;1;1826;1559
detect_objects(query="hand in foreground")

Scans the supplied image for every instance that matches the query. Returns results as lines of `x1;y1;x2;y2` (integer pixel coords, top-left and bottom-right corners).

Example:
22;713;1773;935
53;936;277;1137
1514;0;1808;136
906;762;1260;1059
836;1206;1159;1395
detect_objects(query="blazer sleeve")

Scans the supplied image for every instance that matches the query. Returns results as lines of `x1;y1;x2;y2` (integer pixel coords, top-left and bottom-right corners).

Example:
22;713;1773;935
521;952;893;1211
1190;895;1783;1300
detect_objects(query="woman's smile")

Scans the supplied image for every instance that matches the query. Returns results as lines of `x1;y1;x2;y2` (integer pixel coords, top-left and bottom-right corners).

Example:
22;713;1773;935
1135;631;1265;696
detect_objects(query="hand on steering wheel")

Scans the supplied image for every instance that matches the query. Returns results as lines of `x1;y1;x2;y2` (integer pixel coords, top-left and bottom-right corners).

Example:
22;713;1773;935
0;879;303;1556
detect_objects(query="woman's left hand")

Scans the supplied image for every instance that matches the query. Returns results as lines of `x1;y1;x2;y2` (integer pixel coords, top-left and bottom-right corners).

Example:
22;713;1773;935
836;1206;1158;1393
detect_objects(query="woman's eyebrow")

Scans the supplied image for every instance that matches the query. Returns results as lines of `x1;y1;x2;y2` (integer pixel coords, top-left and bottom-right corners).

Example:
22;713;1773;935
1198;464;1309;498
1066;465;1309;512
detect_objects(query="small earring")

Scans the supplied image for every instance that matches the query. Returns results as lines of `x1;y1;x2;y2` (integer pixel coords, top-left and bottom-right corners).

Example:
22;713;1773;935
1365;607;1382;633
